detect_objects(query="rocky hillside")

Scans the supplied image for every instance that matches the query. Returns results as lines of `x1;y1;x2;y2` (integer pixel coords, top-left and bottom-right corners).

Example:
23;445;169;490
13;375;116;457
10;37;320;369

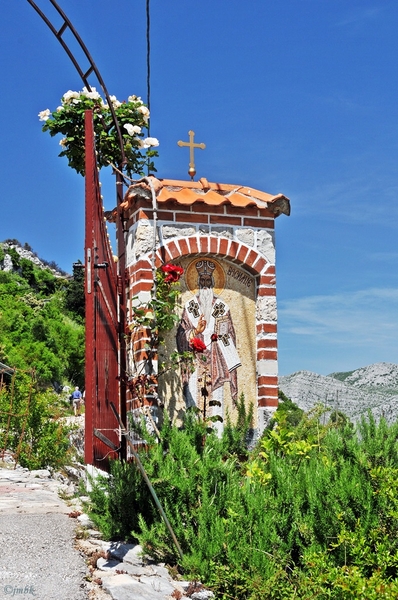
0;239;68;277
279;363;398;424
0;240;84;387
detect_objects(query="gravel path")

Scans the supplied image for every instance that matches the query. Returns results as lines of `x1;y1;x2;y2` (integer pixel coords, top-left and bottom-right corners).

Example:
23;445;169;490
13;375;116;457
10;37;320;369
0;465;89;600
0;514;88;600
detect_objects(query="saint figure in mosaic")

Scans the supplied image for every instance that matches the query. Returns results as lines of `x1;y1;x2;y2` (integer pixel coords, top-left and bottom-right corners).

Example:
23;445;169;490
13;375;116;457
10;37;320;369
176;259;241;419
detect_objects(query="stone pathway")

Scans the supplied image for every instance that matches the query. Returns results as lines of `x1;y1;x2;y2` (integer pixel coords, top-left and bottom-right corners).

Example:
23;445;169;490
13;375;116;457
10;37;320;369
0;462;87;600
0;459;214;600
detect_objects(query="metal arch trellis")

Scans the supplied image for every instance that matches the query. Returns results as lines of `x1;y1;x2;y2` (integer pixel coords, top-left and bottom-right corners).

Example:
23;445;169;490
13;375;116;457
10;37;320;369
25;0;161;465
25;0;126;167
26;0;129;465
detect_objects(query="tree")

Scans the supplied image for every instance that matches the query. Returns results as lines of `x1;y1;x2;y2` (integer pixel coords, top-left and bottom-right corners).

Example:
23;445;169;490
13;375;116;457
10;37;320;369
65;261;85;320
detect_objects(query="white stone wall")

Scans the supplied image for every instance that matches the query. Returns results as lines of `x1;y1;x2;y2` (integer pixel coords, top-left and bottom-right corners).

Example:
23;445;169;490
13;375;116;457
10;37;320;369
126;220;276;267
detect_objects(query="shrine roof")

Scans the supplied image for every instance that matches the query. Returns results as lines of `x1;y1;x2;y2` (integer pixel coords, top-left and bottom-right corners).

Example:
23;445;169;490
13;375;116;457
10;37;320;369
116;176;290;218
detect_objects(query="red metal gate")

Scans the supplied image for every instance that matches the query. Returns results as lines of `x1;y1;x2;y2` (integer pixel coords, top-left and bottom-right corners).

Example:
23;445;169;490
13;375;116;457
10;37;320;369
84;110;125;468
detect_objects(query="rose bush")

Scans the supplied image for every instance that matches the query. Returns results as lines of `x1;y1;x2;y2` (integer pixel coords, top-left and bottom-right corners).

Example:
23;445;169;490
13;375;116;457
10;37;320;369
39;87;158;177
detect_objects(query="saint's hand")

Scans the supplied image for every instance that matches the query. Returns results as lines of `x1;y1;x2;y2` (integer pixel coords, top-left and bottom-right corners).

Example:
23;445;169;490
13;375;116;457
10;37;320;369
195;315;206;334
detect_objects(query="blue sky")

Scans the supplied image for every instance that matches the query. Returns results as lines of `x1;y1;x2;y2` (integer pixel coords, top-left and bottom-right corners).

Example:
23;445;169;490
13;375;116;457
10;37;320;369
1;1;398;376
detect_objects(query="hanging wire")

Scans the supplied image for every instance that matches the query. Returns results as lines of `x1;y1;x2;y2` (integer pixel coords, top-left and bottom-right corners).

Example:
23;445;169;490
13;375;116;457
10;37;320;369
146;0;151;137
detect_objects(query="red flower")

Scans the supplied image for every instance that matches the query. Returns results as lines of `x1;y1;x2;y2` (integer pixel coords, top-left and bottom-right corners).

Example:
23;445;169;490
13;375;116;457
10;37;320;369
190;337;206;353
211;333;218;342
161;264;184;283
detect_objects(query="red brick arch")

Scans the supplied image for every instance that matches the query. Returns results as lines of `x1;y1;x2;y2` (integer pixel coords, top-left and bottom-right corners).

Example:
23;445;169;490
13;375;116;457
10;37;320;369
128;236;276;299
155;235;272;278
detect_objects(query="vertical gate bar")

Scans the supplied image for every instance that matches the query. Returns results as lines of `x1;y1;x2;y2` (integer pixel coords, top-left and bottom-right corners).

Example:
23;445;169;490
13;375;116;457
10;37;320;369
84;109;95;465
84;109;123;469
116;171;127;460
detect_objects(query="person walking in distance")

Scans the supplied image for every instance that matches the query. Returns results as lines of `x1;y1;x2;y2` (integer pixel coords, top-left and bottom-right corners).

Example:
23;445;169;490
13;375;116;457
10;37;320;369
72;386;82;416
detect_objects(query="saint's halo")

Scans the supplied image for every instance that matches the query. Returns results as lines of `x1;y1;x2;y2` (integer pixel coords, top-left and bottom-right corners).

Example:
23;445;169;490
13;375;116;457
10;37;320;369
185;258;226;296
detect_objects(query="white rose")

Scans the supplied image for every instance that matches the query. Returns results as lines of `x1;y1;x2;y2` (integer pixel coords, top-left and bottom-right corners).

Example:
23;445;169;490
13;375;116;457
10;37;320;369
56;106;63;112
38;109;51;122
59;138;67;147
128;95;142;103
124;124;142;136
63;90;80;103
109;95;122;108
139;137;159;148
138;106;150;120
82;86;101;101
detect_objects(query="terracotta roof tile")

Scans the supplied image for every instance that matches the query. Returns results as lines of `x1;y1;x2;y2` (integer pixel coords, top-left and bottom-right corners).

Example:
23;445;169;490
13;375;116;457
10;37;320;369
110;176;290;221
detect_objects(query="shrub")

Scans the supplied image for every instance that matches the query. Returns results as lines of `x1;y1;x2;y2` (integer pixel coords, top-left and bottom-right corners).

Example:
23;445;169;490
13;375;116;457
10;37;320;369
0;267;84;386
0;374;72;469
88;459;153;540
87;412;398;598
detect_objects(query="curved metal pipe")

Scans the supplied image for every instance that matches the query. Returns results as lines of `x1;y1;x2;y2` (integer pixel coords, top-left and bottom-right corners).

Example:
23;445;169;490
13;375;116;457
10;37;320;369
26;0;126;167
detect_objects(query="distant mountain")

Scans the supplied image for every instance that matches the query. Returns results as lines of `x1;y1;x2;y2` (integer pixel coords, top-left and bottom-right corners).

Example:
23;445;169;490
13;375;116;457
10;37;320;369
279;363;398;424
0;239;68;277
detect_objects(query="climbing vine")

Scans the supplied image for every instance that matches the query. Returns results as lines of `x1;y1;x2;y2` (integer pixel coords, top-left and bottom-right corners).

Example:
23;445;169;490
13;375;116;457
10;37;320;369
125;264;219;424
125;264;192;406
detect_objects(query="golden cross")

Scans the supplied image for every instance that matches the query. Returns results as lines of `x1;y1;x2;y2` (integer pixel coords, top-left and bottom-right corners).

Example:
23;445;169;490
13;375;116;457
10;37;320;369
177;130;206;180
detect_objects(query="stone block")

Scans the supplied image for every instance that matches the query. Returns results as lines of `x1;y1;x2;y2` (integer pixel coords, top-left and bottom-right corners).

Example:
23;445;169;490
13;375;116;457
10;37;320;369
236;228;254;246
30;469;51;479
210;226;233;238
77;513;94;528
121;545;145;565
101;574;167;600
191;592;215;600
151;564;171;579
256;229;275;264
162;225;196;239
258;407;277;431
256;296;277;321
257;359;278;376
122;564;157;577
108;542;142;563
139;574;176;595
97;557;121;571
132;224;157;260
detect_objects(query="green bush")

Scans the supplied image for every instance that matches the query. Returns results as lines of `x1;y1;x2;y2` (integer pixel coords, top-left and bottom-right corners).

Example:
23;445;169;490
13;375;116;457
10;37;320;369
0;266;84;387
87;409;398;599
0;374;72;469
6;247;20;268
88;459;154;540
0;260;84;468
64;261;85;321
